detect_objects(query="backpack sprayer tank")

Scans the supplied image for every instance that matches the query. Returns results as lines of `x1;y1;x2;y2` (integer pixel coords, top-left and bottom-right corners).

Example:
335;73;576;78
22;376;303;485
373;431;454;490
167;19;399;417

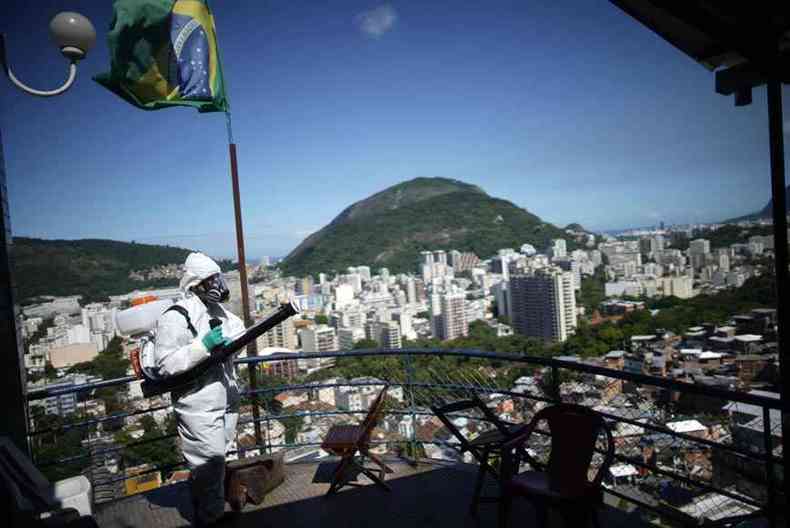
115;298;174;337
114;297;174;379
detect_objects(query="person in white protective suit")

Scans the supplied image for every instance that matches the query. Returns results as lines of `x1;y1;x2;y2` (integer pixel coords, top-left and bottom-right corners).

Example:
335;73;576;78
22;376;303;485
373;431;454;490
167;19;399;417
154;252;246;526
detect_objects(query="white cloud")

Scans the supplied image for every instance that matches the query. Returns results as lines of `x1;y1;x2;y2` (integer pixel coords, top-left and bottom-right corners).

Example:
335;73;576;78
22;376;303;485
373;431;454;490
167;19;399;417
355;4;398;38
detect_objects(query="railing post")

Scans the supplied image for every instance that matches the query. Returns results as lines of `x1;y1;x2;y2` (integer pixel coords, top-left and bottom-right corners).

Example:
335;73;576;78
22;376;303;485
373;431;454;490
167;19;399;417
550;366;561;403
765;79;790;527
763;407;777;528
260;376;272;455
405;351;418;465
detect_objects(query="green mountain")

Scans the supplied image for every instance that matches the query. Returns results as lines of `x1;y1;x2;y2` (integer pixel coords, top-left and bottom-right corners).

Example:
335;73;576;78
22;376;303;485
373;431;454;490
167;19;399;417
280;177;573;277
11;238;195;304
725;184;790;223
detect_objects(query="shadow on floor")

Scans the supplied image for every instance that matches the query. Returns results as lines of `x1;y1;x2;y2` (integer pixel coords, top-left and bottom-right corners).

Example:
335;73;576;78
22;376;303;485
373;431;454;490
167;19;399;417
233;462;637;528
95;460;648;528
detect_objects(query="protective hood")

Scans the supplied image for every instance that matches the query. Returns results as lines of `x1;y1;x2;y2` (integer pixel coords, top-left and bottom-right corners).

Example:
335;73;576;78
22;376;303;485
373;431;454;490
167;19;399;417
180;252;222;293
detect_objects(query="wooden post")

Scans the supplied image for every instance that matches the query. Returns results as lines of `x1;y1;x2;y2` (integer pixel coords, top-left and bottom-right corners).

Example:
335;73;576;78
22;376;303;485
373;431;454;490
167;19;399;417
228;133;262;446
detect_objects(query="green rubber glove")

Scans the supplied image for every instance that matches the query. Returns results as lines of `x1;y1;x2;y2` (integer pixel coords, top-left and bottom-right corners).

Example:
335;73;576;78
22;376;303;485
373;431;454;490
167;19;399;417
201;326;225;351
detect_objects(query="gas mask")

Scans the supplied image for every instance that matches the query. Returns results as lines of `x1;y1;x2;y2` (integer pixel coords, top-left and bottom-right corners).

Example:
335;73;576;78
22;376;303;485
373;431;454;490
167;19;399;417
193;273;230;304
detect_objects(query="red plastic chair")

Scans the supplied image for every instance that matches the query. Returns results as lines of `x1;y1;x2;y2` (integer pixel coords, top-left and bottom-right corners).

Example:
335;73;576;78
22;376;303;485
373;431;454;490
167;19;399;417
498;404;614;528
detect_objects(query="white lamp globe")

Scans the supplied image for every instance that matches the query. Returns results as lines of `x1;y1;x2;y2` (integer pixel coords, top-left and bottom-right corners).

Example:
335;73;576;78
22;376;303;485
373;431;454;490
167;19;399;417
49;12;96;61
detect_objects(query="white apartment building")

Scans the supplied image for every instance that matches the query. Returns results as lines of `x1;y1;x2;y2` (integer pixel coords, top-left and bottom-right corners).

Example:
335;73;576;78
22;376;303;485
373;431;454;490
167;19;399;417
556;259;581;291
299;325;338;372
662;276;695;299
391;309;415;340
300;325;337;353
365;320;402;349
550;239;567;259
440;291;469;341
258;314;297;350
335;283;355;308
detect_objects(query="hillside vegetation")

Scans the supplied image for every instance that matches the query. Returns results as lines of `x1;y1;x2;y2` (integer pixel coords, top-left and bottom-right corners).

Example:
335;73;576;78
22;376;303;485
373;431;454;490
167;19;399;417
12;238;193;303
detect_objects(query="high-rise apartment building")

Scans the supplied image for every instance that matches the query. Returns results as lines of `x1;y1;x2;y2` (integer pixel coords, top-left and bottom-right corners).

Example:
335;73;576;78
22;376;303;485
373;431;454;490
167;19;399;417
491;254;510;281
430;293;442;339
556;259;581;291
405;278;417;304
335;283;354;308
491;281;511;321
259;314;297;350
718;252;731;273
688;239;711;270
300;325;337;353
550;239;567;259
338;327;365;350
356;266;372;281
689;239;711;254
346;273;363;293
510;268;577;343
365;320;402;349
440;291;468;341
391;309;414;340
295;276;314;296
420;251;434;267
448;250;462;268
661;276;694;299
450;251;481;273
640;235;666;256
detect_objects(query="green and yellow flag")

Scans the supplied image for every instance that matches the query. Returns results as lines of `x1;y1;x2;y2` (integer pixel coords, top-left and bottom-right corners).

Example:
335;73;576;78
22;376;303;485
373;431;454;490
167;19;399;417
94;0;228;112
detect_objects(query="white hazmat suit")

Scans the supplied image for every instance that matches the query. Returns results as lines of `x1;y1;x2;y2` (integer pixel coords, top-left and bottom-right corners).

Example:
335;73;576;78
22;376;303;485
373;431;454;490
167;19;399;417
154;253;245;526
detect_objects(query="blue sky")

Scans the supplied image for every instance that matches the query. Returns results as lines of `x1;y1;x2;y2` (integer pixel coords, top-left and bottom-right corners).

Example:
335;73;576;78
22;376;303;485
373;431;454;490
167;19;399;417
2;1;788;259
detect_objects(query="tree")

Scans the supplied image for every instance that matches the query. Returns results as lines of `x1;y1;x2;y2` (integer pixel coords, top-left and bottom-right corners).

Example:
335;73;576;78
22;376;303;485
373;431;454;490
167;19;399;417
30;410;94;483
314;314;329;325
24;317;55;353
353;338;379;350
578;269;606;314
279;415;304;444
44;361;57;380
115;415;182;475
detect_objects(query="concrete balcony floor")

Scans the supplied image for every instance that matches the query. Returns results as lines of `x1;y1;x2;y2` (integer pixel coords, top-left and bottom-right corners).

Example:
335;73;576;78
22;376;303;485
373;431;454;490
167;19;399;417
95;458;648;528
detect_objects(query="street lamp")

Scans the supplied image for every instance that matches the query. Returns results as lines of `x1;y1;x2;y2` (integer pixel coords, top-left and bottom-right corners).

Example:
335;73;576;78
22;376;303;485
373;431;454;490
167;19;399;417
0;11;96;97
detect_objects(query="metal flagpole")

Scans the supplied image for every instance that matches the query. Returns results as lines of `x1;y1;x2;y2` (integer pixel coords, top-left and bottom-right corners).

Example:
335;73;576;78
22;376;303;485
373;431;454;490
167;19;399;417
225;111;263;448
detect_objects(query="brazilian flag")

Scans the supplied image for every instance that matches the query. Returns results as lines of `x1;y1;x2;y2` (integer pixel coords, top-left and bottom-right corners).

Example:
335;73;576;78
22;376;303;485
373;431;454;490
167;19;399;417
94;0;228;112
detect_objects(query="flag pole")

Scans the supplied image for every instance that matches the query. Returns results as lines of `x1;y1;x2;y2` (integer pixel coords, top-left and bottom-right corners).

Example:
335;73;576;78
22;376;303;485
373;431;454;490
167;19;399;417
225;110;263;448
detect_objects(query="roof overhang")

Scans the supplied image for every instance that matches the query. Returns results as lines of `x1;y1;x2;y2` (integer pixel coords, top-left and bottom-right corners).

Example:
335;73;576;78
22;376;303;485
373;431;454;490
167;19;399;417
610;1;790;105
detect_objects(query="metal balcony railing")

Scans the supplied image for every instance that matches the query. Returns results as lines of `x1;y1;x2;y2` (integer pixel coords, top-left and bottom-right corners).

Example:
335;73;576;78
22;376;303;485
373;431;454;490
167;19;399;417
25;348;786;526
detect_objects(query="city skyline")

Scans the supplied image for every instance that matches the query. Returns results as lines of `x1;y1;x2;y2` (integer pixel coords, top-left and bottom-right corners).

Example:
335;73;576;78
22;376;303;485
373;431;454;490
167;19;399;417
3;1;789;259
